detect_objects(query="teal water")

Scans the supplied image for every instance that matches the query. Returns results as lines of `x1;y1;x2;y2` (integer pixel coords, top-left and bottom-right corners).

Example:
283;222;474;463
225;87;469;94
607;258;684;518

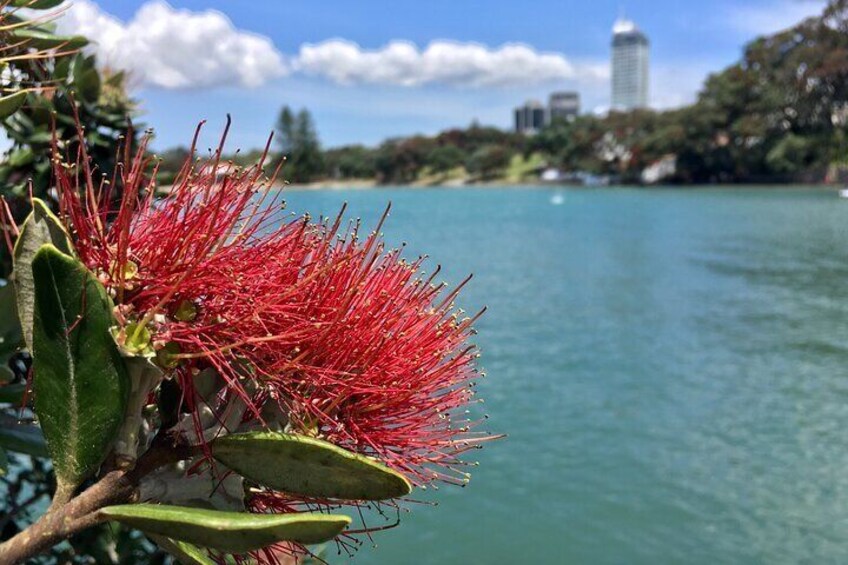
284;186;848;564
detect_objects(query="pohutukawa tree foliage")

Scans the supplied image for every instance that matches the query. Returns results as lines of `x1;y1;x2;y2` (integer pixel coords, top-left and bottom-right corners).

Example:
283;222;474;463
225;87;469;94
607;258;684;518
0;0;139;282
0;120;497;564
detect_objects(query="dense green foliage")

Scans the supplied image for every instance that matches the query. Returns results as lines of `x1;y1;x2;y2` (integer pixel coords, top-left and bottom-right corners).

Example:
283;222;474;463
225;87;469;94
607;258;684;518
0;6;139;276
0;48;138;207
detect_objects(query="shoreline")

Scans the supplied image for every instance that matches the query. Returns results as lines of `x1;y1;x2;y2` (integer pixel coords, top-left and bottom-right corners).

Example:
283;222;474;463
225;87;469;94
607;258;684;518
281;179;844;191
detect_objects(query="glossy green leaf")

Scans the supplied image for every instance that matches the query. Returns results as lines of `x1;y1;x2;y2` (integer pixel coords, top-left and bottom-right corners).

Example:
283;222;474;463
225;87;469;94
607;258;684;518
13;198;74;349
10;29;88;50
0;422;48;457
148;535;215;565
0;91;27;120
31;244;129;493
211;432;412;500
11;0;66;9
98;504;350;553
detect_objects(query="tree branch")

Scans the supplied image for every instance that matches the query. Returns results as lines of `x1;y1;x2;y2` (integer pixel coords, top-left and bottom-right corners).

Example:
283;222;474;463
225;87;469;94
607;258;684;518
0;438;193;564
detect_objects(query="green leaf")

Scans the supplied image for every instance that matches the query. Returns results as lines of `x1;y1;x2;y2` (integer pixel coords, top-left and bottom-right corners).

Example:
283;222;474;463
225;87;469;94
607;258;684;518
0;422;49;457
28;96;54;127
211;432;412;500
98;505;350;554
0;446;7;476
0;284;24;383
27;130;53;145
8;148;35;168
0;91;28;120
13;198;74;349
10;29;88;50
0;369;15;386
0;383;26;404
11;0;66;9
31;244;129;493
73;56;101;103
0;362;15;385
147;535;215;565
53;56;72;81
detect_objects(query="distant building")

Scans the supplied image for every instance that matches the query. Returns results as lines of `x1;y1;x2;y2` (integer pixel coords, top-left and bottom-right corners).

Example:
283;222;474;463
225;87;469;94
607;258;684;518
514;100;546;134
611;18;649;110
548;91;580;124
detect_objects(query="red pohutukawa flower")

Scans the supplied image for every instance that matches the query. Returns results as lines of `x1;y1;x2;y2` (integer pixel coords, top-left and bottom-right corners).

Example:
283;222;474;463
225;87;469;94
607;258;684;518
50;122;492;554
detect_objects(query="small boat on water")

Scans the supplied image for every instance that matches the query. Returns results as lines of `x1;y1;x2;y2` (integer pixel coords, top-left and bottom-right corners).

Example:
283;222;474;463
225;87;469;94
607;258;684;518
840;188;848;198
550;192;565;205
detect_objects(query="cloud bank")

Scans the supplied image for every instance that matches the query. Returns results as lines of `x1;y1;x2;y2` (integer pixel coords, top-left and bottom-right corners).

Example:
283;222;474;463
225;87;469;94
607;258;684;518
295;39;582;87
55;1;604;91
55;0;288;89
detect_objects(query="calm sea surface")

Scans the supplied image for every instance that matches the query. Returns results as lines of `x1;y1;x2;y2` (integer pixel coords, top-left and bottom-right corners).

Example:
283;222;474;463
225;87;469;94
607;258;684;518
284;186;848;564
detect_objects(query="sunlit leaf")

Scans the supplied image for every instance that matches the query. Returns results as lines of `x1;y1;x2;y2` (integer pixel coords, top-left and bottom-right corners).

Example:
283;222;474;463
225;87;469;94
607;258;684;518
31;244;129;493
0;91;27;120
98;504;350;553
212;432;412;500
8;148;35;168
10;29;88;50
13;198;74;349
11;0;66;9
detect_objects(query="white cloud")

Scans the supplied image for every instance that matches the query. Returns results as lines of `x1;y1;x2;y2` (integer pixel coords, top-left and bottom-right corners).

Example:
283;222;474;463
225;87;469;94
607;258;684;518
55;2;602;91
54;0;288;89
726;0;826;36
294;39;600;88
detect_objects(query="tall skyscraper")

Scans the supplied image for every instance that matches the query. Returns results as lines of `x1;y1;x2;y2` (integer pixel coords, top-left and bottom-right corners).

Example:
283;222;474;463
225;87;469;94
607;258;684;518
611;17;649;110
548;92;580;124
514;100;546;134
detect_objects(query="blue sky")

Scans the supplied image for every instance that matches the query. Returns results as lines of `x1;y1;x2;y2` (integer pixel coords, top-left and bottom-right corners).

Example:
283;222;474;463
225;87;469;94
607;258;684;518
55;0;827;151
